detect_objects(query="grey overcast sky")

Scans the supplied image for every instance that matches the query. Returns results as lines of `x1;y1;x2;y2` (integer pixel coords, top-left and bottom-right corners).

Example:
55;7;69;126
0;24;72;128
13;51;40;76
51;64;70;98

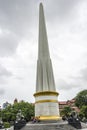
0;0;87;106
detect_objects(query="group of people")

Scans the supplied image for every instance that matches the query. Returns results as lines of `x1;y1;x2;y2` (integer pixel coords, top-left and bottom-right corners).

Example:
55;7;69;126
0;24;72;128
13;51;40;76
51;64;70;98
31;116;40;123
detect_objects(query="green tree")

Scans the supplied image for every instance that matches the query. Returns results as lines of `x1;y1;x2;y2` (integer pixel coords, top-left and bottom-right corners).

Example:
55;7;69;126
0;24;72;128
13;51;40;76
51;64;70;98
79;105;87;119
1;105;13;122
75;90;87;108
60;106;72;117
1;101;34;122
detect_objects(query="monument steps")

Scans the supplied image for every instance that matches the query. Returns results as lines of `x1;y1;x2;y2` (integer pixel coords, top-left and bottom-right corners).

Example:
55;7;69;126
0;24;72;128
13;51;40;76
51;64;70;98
21;122;77;130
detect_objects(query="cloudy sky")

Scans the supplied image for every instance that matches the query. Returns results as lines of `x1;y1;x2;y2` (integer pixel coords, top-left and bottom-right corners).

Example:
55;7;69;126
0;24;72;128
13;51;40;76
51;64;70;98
0;0;87;106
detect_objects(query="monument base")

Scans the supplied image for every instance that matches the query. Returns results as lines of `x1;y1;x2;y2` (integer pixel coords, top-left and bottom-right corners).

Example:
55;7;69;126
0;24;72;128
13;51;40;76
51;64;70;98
38;115;61;121
21;121;77;130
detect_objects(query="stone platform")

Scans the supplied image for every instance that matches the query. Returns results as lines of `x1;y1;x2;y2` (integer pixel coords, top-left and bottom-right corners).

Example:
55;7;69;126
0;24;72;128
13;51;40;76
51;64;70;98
21;121;77;130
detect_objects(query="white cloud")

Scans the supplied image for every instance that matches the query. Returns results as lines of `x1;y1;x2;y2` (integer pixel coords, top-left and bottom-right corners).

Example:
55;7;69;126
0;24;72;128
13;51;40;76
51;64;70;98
0;0;87;106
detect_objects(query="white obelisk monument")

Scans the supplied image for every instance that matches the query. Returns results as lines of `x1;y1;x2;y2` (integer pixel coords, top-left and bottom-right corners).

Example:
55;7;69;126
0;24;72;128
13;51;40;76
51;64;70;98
34;3;60;120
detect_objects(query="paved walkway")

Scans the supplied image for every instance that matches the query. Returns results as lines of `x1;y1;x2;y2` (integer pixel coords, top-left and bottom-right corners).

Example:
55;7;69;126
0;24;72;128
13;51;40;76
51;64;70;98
82;127;87;129
1;122;87;130
21;121;87;130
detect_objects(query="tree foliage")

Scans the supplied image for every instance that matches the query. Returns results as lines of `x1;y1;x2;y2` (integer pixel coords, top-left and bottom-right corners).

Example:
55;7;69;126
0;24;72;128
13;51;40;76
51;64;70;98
0;101;34;122
79;105;87;119
60;106;72;117
75;90;87;108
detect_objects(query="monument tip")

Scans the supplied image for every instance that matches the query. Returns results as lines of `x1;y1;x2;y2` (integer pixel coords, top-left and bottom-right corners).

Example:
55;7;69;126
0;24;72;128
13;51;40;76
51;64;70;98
39;2;43;8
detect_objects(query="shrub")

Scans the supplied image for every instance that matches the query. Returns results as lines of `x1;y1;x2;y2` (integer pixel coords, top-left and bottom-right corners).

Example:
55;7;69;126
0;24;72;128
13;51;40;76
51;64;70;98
3;122;10;128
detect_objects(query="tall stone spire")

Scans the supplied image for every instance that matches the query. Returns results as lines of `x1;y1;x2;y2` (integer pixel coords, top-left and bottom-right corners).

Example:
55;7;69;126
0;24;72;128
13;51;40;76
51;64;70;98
34;3;60;121
36;3;56;92
38;3;50;59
